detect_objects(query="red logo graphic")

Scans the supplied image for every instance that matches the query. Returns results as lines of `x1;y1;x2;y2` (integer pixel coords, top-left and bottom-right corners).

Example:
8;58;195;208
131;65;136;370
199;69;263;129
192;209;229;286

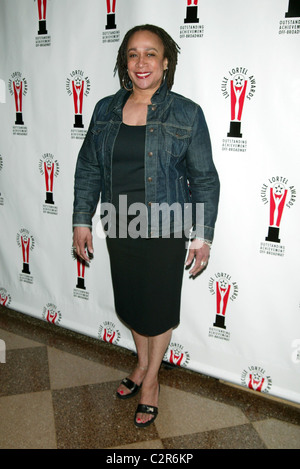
16;229;35;275
221;67;256;139
241;366;272;394
164;342;190;367
105;0;116;29
39;154;59;206
98;321;121;344
261;176;296;245
42;303;61;325
209;272;238;331
8;72;28;126
66;70;91;129
184;0;199;23
36;0;48;35
0;288;11;307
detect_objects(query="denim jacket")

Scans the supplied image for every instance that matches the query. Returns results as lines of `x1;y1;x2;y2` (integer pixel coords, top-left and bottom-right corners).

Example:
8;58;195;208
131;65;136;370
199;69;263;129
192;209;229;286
73;81;220;242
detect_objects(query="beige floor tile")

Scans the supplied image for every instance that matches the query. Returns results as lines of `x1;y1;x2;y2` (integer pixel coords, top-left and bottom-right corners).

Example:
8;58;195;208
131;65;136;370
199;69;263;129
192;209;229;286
253;418;300;449
108;439;165;450
0;328;44;350
0;391;56;449
156;385;249;439
47;346;125;390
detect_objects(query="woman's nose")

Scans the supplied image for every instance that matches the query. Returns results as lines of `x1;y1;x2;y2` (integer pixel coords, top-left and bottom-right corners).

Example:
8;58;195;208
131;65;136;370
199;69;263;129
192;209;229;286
137;55;146;67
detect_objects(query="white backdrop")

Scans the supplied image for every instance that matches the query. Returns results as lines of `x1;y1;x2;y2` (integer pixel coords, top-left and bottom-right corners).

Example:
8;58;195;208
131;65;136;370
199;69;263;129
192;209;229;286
0;0;300;404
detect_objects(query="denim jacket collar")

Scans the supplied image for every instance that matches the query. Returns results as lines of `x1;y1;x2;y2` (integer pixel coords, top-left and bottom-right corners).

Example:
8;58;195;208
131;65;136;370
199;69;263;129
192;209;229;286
107;80;170;119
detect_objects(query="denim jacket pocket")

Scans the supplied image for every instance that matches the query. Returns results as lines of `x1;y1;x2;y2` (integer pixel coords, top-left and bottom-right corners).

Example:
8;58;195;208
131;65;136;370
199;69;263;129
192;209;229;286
164;126;191;158
91;121;109;135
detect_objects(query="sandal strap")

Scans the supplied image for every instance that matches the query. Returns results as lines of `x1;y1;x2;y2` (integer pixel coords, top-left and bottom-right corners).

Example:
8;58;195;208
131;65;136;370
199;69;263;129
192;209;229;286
136;404;158;416
121;377;140;393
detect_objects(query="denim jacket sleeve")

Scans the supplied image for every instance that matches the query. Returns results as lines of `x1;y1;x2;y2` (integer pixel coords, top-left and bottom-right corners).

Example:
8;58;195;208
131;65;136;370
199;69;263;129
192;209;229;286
72;104;102;228
186;105;220;242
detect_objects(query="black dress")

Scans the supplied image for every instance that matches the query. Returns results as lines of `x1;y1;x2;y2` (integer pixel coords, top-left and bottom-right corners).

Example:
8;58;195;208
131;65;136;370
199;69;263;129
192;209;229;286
106;123;187;336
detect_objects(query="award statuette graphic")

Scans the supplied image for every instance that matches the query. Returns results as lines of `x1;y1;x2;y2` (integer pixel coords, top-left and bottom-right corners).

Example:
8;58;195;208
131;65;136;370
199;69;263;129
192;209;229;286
72;246;88;291
285;0;300;17
106;0;116;30
39;154;59;205
76;256;86;290
0;288;11;307
227;74;247;138
72;76;84;128
36;0;48;35
184;0;199;23
42;303;61;325
66;71;91;131
8;72;28;128
16;229;35;275
214;279;231;330
98;321;121;345
265;183;288;243
209;272;238;336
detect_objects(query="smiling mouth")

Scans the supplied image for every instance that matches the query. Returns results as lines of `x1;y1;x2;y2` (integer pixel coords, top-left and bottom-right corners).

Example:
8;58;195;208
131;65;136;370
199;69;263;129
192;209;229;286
135;72;151;79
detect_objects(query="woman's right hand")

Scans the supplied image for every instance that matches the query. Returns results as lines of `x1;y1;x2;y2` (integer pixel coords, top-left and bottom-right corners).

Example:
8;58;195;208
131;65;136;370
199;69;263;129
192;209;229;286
73;226;94;263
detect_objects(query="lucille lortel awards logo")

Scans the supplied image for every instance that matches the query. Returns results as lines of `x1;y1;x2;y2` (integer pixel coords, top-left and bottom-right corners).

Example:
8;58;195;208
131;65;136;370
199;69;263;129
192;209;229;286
98;321;121;344
208;272;238;341
102;0;120;43
39;153;59;214
0;288;12;307
72;247;90;300
66;70;91;139
164;342;190;367
180;0;204;39
221;67;256;152
42;303;61;325
260;176;296;256
8;72;28;135
241;365;272;394
16;229;35;283
35;0;51;47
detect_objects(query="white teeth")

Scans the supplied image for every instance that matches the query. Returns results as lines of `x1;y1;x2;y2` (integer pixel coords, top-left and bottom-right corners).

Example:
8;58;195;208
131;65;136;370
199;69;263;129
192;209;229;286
136;73;151;78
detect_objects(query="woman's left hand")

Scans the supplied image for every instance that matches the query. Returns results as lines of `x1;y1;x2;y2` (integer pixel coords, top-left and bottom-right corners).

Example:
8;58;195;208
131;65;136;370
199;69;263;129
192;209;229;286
185;239;210;277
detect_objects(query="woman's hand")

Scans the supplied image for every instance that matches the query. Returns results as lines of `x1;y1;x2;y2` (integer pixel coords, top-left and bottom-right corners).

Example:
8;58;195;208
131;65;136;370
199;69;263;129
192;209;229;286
185;239;210;277
73;226;94;263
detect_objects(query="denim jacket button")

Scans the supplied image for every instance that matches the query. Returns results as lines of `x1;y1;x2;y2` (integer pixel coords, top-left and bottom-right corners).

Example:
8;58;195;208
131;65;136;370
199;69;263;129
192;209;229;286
149;127;154;132
148;151;153;157
151;106;156;111
148;177;152;182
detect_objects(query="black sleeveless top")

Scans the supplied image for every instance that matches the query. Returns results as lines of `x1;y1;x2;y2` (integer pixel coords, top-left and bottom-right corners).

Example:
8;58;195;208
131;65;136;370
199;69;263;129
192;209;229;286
112;123;146;214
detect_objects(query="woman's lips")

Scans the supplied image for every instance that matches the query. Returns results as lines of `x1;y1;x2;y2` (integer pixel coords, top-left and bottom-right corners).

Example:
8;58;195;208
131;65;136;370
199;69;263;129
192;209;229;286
135;72;151;79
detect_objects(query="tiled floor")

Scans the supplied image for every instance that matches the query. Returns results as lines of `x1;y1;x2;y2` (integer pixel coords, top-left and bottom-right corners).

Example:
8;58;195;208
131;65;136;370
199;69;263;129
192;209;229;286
0;305;300;450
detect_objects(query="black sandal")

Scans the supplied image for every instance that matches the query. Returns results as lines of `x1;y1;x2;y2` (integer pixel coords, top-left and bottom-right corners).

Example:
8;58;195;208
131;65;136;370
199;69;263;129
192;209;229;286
134;404;158;428
116;377;141;400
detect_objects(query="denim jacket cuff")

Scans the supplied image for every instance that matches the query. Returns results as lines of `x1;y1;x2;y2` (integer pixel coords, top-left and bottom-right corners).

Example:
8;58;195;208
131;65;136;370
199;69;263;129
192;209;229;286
191;224;214;243
72;212;93;228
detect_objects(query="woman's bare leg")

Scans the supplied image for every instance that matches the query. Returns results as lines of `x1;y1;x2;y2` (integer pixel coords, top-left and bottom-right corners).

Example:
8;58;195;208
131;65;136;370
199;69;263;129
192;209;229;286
116;331;149;397
135;328;172;425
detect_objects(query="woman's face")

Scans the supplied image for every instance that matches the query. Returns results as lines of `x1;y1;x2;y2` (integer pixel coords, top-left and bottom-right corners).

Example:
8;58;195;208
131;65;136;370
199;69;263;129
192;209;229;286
126;30;168;94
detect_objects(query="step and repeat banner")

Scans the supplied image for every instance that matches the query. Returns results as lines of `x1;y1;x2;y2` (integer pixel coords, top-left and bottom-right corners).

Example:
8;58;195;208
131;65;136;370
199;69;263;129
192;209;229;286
0;0;300;403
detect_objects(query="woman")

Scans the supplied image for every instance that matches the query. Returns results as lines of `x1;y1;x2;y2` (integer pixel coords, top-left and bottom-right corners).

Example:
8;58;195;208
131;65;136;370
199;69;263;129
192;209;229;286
73;24;219;428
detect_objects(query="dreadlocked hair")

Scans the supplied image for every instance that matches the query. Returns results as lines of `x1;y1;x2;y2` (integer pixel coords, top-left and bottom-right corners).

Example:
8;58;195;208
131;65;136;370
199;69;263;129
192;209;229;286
114;24;180;90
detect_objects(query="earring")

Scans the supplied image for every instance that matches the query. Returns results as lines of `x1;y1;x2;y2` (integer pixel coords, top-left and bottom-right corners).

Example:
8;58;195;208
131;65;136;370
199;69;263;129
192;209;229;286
163;67;168;82
122;72;133;92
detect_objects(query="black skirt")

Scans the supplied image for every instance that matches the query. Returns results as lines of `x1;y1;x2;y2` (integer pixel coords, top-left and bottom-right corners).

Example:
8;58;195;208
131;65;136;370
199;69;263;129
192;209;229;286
106;232;187;336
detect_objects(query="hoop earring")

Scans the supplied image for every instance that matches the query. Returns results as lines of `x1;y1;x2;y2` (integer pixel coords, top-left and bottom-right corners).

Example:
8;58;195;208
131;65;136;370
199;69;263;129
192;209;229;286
163;67;168;83
122;73;133;92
